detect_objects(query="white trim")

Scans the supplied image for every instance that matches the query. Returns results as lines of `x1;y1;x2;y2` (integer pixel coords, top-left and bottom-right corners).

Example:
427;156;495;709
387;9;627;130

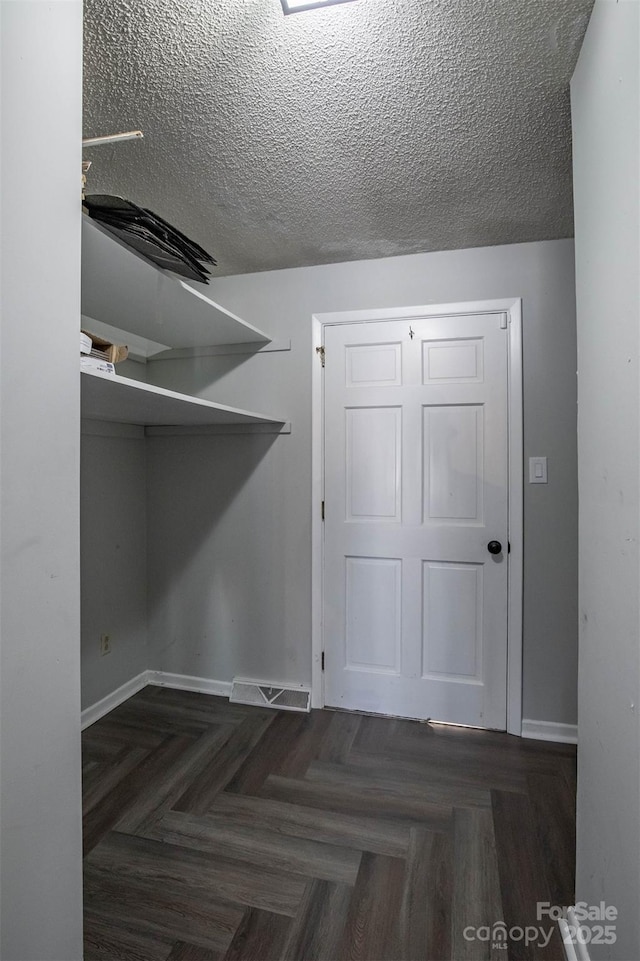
559;909;591;961
147;671;233;698
559;918;580;961
311;298;524;734
80;671;234;729
521;718;578;744
311;318;325;709
507;298;523;735
314;299;520;327
81;670;151;729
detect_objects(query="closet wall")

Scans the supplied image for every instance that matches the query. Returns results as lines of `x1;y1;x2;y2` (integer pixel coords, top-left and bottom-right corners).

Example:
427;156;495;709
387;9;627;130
128;236;578;728
572;2;640;957
81;238;578;728
1;2;84;957
81;428;148;709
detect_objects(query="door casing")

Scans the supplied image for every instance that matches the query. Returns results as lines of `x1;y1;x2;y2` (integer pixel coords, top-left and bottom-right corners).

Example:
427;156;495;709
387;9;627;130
311;298;523;736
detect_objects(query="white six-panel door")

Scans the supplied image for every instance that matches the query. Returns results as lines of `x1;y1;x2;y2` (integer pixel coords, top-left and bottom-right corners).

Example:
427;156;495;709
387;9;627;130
323;313;509;729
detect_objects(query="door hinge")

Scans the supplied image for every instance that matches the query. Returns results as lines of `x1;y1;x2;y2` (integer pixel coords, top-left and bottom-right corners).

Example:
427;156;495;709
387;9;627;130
321;500;325;521
321;651;325;671
316;345;325;367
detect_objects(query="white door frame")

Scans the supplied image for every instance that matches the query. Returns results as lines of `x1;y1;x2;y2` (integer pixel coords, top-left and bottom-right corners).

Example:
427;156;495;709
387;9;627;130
311;298;523;736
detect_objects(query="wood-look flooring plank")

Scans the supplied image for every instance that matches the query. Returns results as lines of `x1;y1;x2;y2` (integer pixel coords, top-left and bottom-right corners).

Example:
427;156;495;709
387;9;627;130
347;748;528;795
167;942;223;961
392;718;523;761
83;746;151;817
451;808;504;961
174;714;276;815
519;737;576;758
223;908;291;961
386;716;436;739
560;753;578;798
83;735;193;855
82;690;578;961
83;759;110;800
130;688;269;733
492;790;566;961
101;702;216;739
209;792;411;858
225;711;308;796
84;907;174;961
86;830;307;918
260;773;452;829
83;759;100;785
306;760;493;811
394;720;507;745
142;809;362;885
84;872;241;955
352;714;396;754
87;717;171;751
275;709;334;778
83;727;137;758
400;828;453;961
139;685;270;724
378;727;527;773
316;710;362;764
380;727;577;788
527;772;576;908
116;724;237;834
282;879;352;961
338;852;406;961
517;740;577;781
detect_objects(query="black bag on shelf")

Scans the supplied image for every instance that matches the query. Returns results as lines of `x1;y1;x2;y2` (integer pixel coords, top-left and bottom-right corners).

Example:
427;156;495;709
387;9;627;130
83;194;216;284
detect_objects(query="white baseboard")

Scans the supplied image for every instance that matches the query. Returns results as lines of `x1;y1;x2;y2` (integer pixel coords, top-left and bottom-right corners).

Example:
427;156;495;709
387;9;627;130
521;718;578;744
81;670;151;730
81;670;233;729
147;671;233;698
84;679;577;746
559;909;591;961
559;918;579;961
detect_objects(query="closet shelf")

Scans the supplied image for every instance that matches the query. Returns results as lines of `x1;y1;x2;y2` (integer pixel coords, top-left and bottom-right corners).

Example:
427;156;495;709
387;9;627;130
81;369;287;430
81;216;271;349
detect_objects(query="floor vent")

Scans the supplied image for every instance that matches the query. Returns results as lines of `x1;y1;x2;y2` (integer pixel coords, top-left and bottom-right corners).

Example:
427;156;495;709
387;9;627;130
230;678;311;713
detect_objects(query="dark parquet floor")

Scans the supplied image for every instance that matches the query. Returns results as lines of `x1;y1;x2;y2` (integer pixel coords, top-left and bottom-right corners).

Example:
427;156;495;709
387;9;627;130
82;687;576;961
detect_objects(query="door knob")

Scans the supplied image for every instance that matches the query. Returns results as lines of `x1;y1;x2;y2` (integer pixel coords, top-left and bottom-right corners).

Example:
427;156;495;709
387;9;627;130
487;540;502;555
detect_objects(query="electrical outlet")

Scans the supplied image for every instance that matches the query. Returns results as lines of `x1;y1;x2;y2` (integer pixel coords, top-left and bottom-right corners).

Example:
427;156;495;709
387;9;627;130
100;634;111;656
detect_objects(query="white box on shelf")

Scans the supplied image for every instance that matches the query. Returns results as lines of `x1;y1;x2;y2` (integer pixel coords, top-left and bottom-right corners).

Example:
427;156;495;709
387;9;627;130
81;356;116;376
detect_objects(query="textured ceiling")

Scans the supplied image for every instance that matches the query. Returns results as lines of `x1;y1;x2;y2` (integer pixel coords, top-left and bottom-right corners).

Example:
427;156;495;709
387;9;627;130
83;0;594;276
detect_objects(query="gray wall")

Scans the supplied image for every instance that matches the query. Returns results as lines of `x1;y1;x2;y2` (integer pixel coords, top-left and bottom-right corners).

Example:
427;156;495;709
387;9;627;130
81;427;148;709
146;238;578;725
0;2;84;958
572;3;640;958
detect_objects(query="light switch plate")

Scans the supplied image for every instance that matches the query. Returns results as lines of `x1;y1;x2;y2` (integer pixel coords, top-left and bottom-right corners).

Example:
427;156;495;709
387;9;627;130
529;456;548;484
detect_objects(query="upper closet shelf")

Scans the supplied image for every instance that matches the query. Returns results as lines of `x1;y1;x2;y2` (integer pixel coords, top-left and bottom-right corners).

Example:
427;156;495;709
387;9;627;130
81;369;287;430
81;216;271;349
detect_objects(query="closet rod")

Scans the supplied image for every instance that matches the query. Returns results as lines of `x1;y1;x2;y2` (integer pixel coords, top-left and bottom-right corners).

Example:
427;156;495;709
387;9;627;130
82;130;143;148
